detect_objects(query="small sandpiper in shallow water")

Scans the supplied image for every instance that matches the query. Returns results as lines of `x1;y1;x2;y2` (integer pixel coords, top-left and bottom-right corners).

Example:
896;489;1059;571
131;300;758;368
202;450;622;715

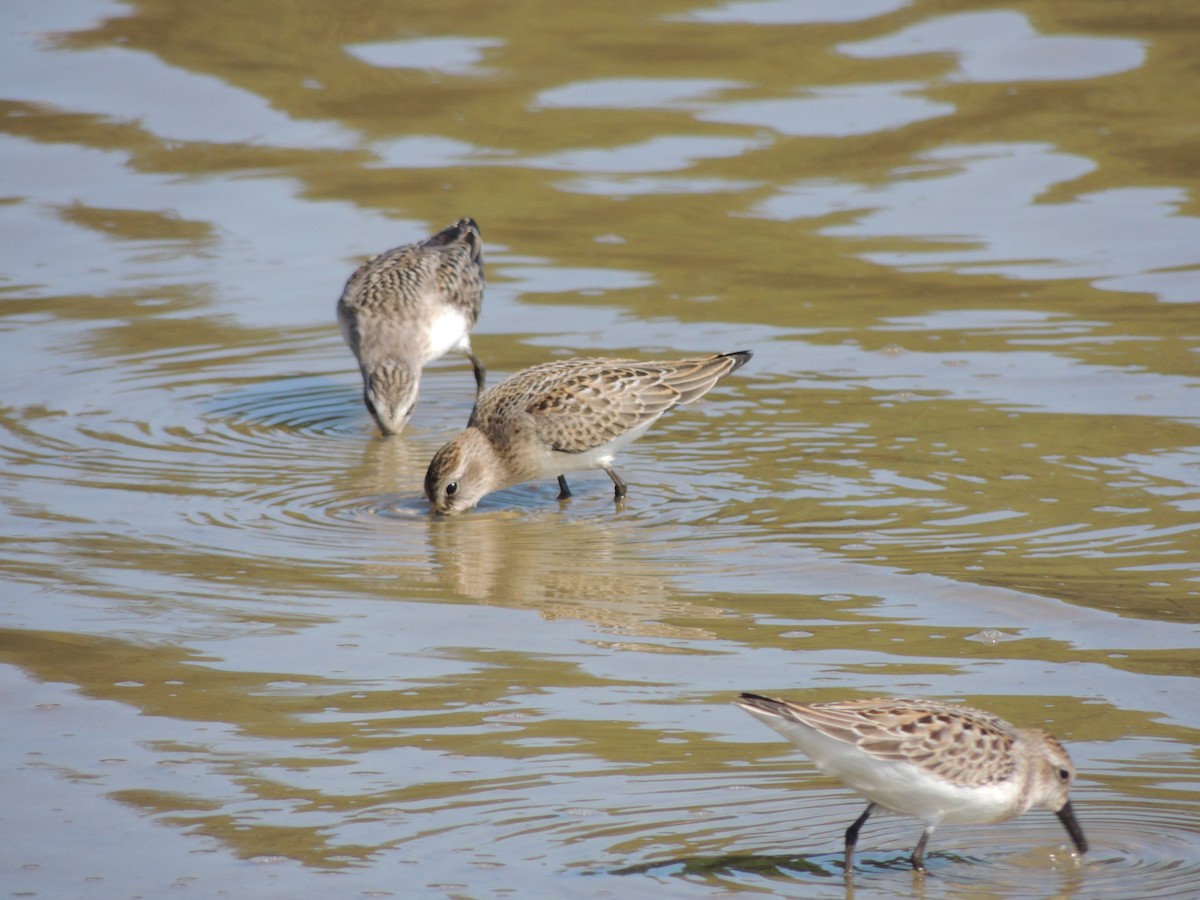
424;351;751;514
337;218;486;435
736;692;1087;873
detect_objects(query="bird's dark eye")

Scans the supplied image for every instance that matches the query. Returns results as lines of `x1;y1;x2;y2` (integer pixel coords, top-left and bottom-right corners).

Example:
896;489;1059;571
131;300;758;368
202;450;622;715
446;482;458;497
1057;767;1071;782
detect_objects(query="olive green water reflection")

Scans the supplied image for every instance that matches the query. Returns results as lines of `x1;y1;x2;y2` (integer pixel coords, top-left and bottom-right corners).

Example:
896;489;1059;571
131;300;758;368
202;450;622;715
2;0;1199;897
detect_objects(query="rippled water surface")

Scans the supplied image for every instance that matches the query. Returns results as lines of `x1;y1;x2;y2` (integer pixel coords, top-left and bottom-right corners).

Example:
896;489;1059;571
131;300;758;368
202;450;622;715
3;1;1199;897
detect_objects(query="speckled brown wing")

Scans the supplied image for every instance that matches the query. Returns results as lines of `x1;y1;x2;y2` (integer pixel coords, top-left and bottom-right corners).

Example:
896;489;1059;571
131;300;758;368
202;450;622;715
474;353;749;453
795;699;1020;786
421;217;485;323
529;361;685;453
469;359;671;452
336;218;484;335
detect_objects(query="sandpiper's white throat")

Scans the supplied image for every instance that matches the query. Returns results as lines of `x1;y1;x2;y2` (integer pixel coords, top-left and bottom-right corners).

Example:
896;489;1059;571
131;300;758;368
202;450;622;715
425;351;752;514
736;692;1087;873
337;218;486;435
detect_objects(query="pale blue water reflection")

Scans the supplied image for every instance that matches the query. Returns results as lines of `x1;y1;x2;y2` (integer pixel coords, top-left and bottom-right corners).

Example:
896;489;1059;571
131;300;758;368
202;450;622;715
841;11;1146;82
679;0;910;26
758;143;1200;303
346;37;504;76
7;22;354;148
524;135;771;174
697;82;955;136
536;78;740;111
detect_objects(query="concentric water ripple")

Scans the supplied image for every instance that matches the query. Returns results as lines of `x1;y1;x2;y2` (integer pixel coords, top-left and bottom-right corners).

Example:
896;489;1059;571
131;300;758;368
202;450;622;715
208;375;365;438
599;776;1200;897
0;360;465;573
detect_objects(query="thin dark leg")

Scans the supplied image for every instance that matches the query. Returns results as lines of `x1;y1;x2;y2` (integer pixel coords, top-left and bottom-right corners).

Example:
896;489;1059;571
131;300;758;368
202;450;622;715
557;475;572;500
844;802;875;872
603;466;627;502
910;826;933;872
466;351;487;397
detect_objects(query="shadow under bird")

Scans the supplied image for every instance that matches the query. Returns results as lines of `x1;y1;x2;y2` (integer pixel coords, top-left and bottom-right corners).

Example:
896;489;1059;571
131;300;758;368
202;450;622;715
336;217;486;435
736;692;1087;874
425;350;752;514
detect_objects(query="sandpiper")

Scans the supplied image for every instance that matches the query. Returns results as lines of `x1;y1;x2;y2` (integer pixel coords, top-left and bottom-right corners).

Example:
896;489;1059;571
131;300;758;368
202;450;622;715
337;218;486;435
424;351;751;514
736;692;1087;873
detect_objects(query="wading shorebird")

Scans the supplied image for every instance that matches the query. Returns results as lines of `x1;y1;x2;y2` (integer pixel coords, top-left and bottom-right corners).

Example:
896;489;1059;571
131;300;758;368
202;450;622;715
736;692;1087;873
425;351;752;514
337;218;485;435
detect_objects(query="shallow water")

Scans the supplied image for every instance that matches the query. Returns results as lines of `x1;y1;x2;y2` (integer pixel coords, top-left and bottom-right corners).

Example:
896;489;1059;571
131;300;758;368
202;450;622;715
2;0;1199;897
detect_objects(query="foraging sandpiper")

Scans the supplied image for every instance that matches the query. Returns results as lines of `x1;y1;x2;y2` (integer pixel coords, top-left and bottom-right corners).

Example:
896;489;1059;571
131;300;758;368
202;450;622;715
736;692;1087;873
425;351;751;513
337;218;486;435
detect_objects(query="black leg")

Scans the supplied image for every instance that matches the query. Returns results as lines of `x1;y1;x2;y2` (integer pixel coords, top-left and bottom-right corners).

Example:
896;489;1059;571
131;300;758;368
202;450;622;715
603;466;628;501
557;475;572;500
845;802;875;872
910;826;933;872
466;351;487;397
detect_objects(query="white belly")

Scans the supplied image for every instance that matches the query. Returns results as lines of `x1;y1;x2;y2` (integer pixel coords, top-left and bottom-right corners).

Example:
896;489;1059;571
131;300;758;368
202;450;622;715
426;307;472;361
549;421;655;474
